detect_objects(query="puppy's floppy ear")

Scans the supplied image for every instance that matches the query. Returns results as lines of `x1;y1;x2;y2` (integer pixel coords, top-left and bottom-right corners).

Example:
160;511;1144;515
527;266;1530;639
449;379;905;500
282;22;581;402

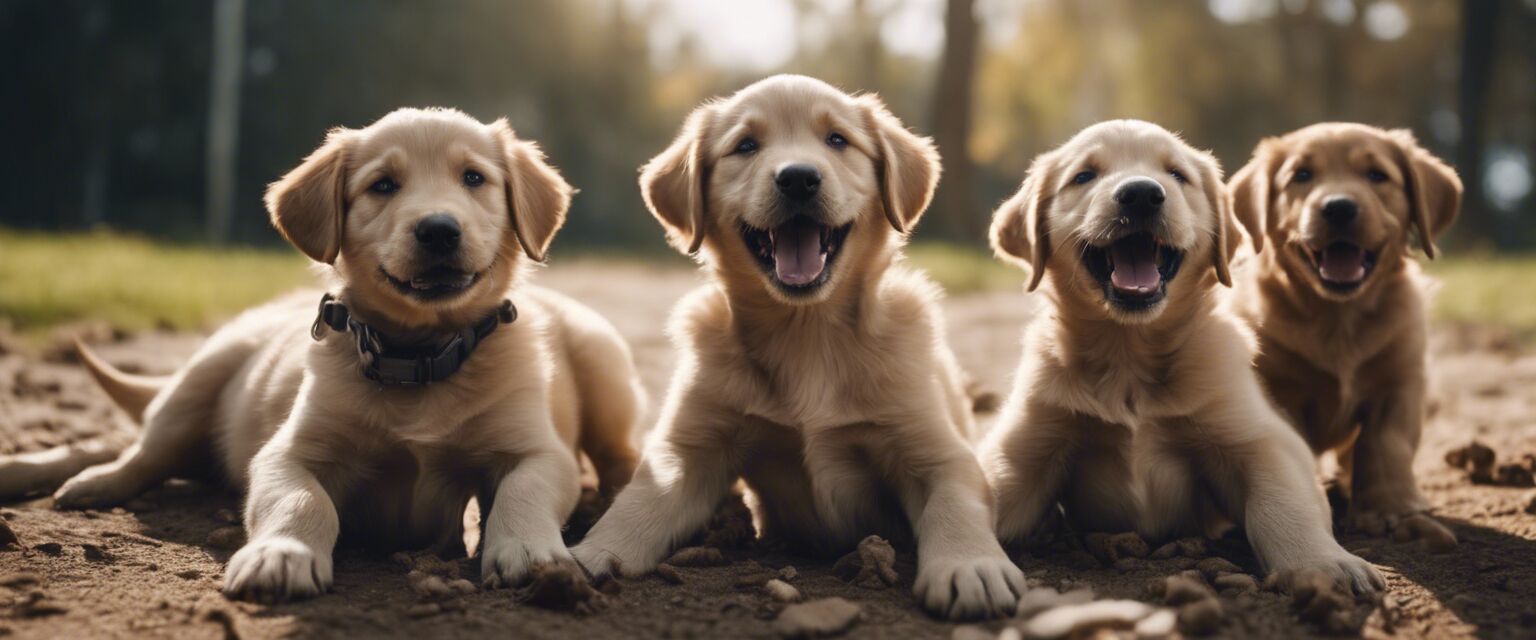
990;153;1056;292
858;95;941;234
1195;150;1236;287
266;128;352;264
495;120;573;263
640;106;711;255
1388;129;1461;260
1228;140;1280;254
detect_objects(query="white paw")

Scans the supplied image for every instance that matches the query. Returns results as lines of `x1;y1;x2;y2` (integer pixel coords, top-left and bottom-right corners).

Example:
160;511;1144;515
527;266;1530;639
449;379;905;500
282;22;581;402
914;551;1027;620
482;539;572;589
222;535;332;602
53;464;142;510
571;540;657;579
1268;549;1384;596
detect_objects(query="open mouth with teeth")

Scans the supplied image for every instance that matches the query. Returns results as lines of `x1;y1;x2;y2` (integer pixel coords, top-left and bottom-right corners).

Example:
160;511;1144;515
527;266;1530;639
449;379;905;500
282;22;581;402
741;217;853;293
1081;232;1185;311
1302;241;1377;293
382;264;483;301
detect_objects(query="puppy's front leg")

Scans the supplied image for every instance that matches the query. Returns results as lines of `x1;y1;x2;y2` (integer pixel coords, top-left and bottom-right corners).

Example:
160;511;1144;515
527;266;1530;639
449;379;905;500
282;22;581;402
1349;382;1454;547
979;398;1080;542
223;404;345;602
893;410;1026;620
1200;393;1384;595
572;391;736;578
478;407;582;588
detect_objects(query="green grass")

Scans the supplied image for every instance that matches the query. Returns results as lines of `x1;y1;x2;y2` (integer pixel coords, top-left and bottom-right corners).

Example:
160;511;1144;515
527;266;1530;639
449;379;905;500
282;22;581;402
0;230;1526;337
0;229;312;334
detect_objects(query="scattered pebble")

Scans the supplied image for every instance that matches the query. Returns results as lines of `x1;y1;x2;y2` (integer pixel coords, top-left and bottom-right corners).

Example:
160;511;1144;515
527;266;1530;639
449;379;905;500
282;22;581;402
31;542;62;556
779;566;799;581
1022;599;1154;638
765;578;802;603
80;543;111;562
204;526;245;550
1194;557;1243;581
773;597;861;639
654;563;684;585
1135;608;1179;637
1178;598;1224;635
1290;570;1360;634
667;546;726;567
1148;574;1214;606
1016;587;1095;619
1213;573;1258;594
1084;531;1149;565
834;535;898;589
735;570;780;589
0;517;17;550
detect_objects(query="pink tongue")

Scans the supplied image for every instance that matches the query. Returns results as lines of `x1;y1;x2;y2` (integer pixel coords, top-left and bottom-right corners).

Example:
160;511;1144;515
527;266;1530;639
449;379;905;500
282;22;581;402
1109;241;1161;293
1319;245;1366;283
772;221;826;286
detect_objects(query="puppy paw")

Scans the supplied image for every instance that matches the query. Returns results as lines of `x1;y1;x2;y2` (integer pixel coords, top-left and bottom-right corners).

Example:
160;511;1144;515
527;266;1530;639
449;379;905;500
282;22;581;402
1349;508;1456;552
53;463;145;510
222;535;332;603
482;538;572;589
914;552;1027;620
571;540;655;579
1265;550;1383;597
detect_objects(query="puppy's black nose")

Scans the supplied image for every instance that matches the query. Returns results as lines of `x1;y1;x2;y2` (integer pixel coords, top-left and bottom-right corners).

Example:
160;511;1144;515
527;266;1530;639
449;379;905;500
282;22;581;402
775;164;822;202
1114;178;1165;217
1321;196;1358;226
414;214;461;255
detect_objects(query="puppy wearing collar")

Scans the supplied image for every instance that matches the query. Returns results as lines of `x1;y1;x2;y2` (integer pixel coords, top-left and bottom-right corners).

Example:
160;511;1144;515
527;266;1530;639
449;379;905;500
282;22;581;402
0;108;644;602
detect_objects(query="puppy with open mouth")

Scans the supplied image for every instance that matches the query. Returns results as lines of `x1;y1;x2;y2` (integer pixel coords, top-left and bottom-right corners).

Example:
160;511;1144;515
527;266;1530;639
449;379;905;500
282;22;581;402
980;120;1383;595
0;108;644;601
1228;123;1462;548
570;75;1025;620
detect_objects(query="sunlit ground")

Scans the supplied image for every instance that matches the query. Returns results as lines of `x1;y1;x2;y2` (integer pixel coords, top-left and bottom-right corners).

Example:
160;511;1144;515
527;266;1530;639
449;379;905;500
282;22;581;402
0;229;1527;339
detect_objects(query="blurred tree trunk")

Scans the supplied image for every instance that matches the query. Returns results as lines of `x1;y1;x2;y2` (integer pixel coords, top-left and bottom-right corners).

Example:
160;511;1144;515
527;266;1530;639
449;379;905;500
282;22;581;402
929;0;979;239
205;0;245;243
1455;0;1499;246
852;0;881;90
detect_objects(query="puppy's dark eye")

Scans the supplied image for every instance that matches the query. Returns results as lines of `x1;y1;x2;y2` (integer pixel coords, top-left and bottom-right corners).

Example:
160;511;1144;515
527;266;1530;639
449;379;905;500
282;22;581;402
369;177;399;195
826;132;848;149
1072;170;1097;185
1168;168;1188;184
463;169;485;187
1366;168;1389;184
732;138;759;155
1292;168;1313;184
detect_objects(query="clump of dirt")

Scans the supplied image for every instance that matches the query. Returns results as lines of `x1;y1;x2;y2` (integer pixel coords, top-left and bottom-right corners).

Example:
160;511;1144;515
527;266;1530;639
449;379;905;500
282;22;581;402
832;535;898;589
773;597;862;638
516;561;603;614
1445;441;1536;486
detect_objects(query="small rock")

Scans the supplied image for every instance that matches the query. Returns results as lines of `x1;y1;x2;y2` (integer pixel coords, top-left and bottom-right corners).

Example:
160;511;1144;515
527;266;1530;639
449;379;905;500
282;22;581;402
0;517;17;549
773;597;861;638
1445;441;1496;471
667;546;726;567
1017;587;1095;620
446;578;477;596
1213;573;1258;594
1023;599;1153;638
734;571;780;589
1175;538;1208;558
406;602;442;618
1178;598;1224;635
1494;463;1535;487
31;542;62;556
410;573;453;599
1148;575;1214;606
765;579;802;603
1194;557;1243;581
1084;532;1150;565
1134;608;1178;637
1149;543;1178;560
779;565;799;581
834;535;898;589
204;526;245;550
80;544;111;562
655;563;684;585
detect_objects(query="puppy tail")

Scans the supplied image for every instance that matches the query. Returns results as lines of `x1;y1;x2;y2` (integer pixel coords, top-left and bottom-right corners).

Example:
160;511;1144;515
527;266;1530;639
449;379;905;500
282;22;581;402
74;339;167;423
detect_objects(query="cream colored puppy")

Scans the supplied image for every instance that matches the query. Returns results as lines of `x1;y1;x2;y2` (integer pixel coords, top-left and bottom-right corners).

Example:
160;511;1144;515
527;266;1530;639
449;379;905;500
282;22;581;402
0;108;642;601
981;120;1383;594
571;75;1025;620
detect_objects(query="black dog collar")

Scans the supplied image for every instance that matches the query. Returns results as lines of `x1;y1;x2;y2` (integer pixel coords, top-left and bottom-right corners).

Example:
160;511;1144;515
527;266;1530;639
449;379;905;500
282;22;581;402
310;293;517;386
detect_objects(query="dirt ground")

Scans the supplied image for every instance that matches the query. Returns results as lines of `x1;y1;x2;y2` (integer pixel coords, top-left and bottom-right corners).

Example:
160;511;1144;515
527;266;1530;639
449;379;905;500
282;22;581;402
1;262;1533;639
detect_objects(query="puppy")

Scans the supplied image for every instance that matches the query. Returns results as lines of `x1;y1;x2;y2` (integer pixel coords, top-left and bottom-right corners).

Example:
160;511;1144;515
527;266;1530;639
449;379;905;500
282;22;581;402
1228;123;1461;547
980;120;1383;594
0;108;643;601
570;75;1025;620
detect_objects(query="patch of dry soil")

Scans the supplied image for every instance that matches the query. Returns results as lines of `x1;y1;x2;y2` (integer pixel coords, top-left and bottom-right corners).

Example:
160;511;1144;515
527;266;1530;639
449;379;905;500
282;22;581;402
1;264;1533;638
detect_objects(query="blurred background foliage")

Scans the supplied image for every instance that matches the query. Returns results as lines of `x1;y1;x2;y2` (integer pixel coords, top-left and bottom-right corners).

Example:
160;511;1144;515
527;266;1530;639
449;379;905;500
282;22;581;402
1;1;1534;337
3;0;1533;252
